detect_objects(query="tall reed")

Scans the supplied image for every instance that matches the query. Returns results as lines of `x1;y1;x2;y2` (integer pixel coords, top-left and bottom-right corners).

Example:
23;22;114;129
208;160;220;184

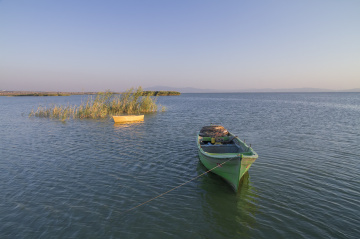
29;87;161;120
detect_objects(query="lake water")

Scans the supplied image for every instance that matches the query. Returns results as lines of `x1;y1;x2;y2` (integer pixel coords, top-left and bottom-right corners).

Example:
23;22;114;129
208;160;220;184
1;93;359;238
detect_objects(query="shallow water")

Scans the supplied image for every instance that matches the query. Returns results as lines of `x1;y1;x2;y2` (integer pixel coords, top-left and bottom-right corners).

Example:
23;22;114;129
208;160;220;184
1;93;359;238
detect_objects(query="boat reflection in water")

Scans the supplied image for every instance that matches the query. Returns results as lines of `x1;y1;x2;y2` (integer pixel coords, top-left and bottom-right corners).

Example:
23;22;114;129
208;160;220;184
113;120;144;129
197;162;259;237
112;120;145;139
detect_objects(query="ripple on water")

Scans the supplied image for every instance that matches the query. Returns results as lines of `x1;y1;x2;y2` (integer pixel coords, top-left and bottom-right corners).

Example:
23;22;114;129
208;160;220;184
1;93;360;238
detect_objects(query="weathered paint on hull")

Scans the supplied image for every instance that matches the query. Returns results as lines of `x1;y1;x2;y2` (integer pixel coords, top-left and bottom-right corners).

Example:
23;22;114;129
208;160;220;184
113;115;144;123
239;157;257;181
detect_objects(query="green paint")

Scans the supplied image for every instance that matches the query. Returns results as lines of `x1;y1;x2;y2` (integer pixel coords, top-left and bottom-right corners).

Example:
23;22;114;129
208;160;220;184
197;131;258;192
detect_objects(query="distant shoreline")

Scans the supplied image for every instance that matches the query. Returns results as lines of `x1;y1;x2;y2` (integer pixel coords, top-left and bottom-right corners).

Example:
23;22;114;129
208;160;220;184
1;90;358;96
145;86;360;93
0;91;181;97
0;91;97;96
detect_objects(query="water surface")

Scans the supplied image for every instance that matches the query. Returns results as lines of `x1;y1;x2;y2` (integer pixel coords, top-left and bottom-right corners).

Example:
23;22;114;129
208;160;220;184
1;93;359;238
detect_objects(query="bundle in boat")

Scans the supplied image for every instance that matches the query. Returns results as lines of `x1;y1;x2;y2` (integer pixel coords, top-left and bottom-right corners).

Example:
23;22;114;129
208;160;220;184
199;125;229;137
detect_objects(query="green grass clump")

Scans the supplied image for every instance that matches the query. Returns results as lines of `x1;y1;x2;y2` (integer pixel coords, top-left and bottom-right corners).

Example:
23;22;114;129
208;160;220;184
29;87;161;120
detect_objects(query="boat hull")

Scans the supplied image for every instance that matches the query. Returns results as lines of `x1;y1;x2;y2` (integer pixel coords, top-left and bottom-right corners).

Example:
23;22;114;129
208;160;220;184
197;132;258;192
112;115;144;123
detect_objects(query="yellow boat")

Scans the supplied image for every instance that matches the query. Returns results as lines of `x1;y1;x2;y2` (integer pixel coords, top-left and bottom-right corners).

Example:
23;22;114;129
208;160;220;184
112;115;144;123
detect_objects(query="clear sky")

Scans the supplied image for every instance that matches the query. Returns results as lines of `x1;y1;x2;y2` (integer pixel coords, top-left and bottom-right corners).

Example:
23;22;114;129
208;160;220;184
1;0;359;92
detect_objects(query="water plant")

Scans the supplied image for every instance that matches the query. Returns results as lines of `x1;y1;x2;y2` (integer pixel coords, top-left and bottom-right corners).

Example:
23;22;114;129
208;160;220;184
29;87;161;120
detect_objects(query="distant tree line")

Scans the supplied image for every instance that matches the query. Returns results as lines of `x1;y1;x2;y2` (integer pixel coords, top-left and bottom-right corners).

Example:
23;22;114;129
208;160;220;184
15;92;72;96
141;91;181;96
1;90;180;97
0;91;95;96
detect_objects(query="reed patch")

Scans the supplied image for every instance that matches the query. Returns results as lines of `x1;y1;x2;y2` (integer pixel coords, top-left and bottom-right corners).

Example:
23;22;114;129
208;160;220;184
29;87;163;120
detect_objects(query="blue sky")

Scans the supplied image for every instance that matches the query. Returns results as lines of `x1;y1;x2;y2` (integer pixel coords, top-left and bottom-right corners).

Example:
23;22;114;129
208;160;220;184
1;0;359;91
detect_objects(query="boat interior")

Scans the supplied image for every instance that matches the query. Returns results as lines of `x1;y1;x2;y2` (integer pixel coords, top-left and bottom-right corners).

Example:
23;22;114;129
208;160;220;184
199;136;243;153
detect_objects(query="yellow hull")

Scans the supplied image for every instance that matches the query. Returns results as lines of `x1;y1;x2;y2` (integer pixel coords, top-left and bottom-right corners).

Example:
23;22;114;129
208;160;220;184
112;115;144;123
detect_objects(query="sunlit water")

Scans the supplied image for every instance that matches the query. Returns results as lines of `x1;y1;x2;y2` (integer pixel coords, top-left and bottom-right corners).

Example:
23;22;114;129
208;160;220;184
1;93;359;238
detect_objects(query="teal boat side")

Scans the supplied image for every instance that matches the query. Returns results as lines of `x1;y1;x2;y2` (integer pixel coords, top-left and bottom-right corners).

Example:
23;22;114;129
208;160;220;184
197;131;258;192
198;151;241;191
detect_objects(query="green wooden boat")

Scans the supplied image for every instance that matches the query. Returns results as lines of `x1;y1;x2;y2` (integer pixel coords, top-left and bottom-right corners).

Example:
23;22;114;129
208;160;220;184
197;125;258;192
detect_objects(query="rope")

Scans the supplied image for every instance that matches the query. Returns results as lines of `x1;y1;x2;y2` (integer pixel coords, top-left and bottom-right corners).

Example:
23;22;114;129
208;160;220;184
123;154;240;214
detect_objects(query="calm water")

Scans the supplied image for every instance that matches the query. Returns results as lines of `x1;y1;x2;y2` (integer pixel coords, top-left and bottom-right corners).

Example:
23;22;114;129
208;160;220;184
1;93;359;238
